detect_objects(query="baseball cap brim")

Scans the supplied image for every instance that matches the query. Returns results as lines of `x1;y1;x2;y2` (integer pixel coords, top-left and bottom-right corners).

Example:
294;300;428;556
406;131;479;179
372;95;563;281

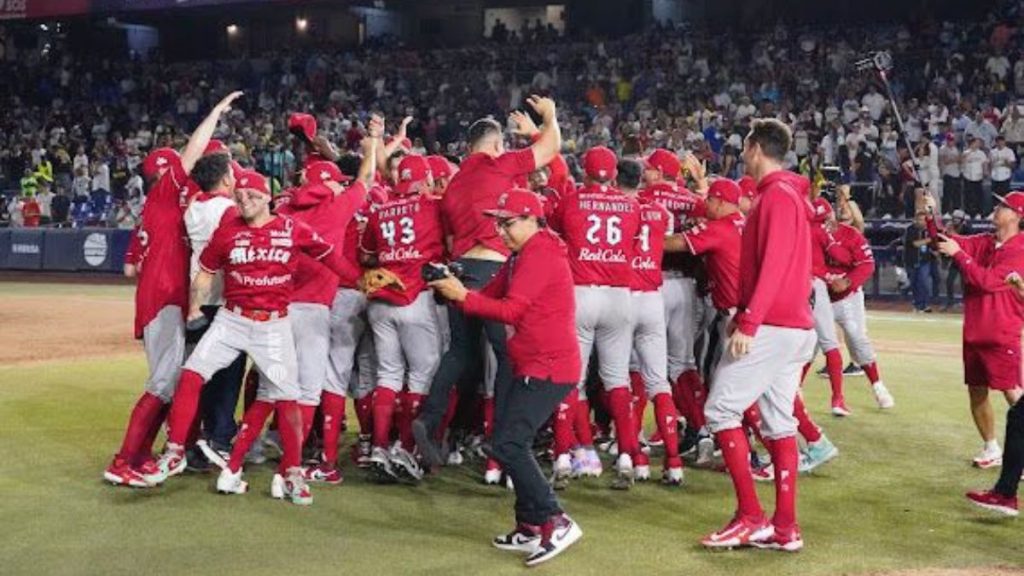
482;208;521;218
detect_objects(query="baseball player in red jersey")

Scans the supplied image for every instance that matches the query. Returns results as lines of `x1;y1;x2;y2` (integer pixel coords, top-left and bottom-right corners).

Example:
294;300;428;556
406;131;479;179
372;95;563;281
807;197;856;416
361;154;445;483
154;169;361;506
640;149;713;463
825;209;896;411
614;159;684;485
932;192;1024;469
427;155;456;199
103;93;242;487
701;119;816;552
429;188;583;567
266;147;376;485
549;146;642;489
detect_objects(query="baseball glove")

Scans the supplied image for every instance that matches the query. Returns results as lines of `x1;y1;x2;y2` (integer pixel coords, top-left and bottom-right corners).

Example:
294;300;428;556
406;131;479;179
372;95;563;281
362;268;406;295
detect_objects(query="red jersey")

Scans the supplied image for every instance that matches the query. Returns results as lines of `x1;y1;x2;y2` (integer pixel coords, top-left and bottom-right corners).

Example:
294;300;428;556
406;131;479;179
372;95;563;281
826;223;874;302
810;224;851;279
285;182;367;306
551;183;640;287
734;170;815;337
640;181;705;276
22;199;40;227
441;148;536;259
133;164;193;339
363;193;445;305
951;232;1024;347
630;197;671;292
199;214;335;312
462;229;581;383
683;212;745;310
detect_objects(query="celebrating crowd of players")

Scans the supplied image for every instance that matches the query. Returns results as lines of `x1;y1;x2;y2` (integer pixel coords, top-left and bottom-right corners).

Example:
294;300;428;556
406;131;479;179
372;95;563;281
99;90;1024;566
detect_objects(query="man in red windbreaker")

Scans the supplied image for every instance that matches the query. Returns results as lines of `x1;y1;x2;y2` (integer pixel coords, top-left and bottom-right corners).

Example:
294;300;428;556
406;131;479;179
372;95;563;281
701;119;816;552
934;192;1024;474
430;187;583;567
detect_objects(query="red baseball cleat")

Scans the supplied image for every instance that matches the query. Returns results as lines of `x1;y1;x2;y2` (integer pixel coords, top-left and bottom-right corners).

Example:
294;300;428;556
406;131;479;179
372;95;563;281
830;398;852;417
103;457;150;488
965;490;1019;517
701;514;772;549
304;463;344;485
751;524;804;552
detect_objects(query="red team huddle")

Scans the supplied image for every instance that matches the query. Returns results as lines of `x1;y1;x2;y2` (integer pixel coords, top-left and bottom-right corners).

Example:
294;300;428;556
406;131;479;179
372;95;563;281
118;90;1024;565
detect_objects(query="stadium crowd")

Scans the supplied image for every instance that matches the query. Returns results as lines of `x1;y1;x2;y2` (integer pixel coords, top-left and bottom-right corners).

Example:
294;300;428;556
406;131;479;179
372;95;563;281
7;2;1024;229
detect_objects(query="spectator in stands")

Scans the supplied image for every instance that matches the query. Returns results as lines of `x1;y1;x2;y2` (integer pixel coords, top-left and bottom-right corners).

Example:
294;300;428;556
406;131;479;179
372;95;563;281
72;167;90;199
961;137;988;218
36;181;54;225
7;194;23;227
940;134;963;213
50;190;70;228
21;193;40;228
904;210;936;313
989;134;1016;201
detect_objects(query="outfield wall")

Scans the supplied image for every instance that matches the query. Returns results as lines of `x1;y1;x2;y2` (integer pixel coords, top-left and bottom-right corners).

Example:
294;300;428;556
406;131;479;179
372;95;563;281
0;228;131;273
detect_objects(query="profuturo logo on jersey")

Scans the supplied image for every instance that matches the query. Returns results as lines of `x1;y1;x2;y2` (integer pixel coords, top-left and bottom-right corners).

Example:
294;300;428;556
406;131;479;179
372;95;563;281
578;247;626;263
83;233;108;267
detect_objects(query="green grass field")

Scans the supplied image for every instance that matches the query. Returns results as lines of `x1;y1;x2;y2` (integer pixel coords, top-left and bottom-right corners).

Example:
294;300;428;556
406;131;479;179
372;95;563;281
0;282;1021;576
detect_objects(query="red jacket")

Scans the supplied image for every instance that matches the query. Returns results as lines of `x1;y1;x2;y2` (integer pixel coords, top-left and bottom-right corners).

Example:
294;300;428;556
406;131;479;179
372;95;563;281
734;170;815;337
952;232;1024;347
826;223;875;302
461;229;581;384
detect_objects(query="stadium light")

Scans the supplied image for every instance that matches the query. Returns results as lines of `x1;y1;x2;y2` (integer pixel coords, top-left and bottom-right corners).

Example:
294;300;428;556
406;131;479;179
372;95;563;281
226;24;239;36
296;18;308;32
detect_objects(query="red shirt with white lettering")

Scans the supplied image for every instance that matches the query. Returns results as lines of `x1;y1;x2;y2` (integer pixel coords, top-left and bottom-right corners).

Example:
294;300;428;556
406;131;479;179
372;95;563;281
630;196;671;291
362;193;445;305
733;170;815;337
441;148;536;259
826;223;874;302
682;212;745;310
133;164;193;339
550;183;640;287
282;182;367;306
199;214;334;312
639;181;705;275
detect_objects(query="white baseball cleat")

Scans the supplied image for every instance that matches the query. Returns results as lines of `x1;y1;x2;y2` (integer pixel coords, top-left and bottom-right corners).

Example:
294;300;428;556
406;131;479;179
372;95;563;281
695;435;715;467
611;453;634;490
389;446;424;482
552;453;572;490
662;466;684;486
156;444;187;479
270;473;285;499
872;381;895;409
484;467;503;485
634;464;651;481
216;468;248;495
197;439;229;471
281;470;313;506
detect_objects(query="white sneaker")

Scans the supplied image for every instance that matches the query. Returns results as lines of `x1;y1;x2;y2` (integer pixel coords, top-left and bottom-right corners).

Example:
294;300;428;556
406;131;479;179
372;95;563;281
634;464;651;481
611;453;634;490
973;446;1003;469
369;446;398;483
282;469;313;506
583;449;603;477
696;435;715;467
270;473;285;499
662;466;684;486
484;467;503;485
216;468;248;495
553;453;572;478
524;515;583;567
872;381;895;409
197;439;229;471
446;446;464;466
156;444;187;479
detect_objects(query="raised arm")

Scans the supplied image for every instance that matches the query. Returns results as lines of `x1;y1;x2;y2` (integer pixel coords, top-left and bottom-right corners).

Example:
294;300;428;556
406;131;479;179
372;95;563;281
181;91;243;175
525;95;562;170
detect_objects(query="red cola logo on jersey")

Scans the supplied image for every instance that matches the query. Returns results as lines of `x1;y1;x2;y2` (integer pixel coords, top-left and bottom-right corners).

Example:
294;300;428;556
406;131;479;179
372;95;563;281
378;245;424;263
578;247;627;263
631;255;657;270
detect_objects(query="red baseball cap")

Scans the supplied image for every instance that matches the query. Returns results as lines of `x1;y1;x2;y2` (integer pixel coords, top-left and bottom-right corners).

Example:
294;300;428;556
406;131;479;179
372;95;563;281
708;179;742;205
427;155;455;180
204;139;230;156
395;155;431;196
236;171;270;196
811;197;833;222
305;160;347;184
995;191;1024;216
582;146;618;180
141;148;181;179
288;113;317;142
483;188;544;219
738;175;758;199
644;149;681;179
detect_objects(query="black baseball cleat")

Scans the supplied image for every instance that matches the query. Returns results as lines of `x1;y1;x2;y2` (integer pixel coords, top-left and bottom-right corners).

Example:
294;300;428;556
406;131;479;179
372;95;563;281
368;446;399;484
412;419;444;468
842;363;865;377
